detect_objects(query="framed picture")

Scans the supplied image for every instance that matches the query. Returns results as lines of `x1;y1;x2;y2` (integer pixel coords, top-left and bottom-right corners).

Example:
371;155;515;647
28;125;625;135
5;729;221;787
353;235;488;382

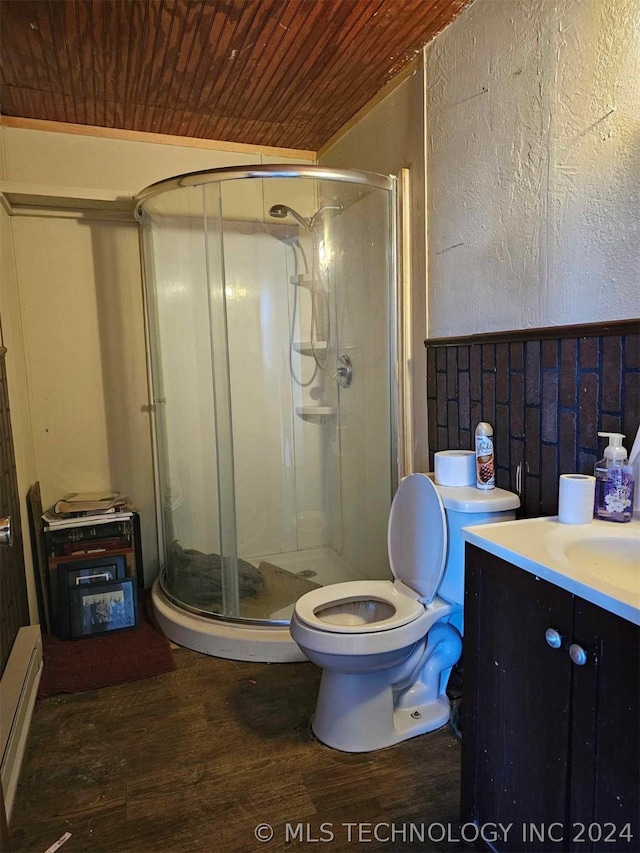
62;554;126;585
56;555;128;639
68;577;138;639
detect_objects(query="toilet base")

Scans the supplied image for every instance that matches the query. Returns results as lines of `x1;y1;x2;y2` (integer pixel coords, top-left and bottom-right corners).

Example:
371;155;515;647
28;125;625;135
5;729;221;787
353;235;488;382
311;668;452;753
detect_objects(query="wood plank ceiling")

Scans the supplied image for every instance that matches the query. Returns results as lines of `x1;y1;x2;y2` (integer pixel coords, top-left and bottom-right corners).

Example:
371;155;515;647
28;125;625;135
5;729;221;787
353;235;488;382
0;0;473;151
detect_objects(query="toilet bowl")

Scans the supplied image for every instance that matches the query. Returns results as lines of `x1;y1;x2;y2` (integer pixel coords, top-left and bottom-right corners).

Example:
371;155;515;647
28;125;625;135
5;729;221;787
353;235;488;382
290;473;520;752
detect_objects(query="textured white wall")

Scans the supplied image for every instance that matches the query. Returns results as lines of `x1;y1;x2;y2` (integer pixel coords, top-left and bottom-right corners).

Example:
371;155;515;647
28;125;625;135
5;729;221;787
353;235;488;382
427;0;640;336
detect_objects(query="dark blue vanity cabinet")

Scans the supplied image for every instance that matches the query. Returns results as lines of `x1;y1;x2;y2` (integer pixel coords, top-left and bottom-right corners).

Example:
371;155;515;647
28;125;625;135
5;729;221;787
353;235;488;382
461;544;639;853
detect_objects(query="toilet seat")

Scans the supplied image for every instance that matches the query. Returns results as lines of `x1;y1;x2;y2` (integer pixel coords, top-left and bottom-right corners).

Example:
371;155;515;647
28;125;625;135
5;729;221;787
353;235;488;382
291;594;455;659
293;474;449;635
294;580;424;634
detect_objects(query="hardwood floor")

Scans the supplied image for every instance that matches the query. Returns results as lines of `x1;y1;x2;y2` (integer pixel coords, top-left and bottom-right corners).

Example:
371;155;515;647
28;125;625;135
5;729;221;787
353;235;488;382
9;648;470;853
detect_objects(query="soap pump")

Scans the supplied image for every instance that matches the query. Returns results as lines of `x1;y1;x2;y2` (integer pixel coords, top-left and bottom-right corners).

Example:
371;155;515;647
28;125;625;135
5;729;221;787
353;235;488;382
594;432;634;523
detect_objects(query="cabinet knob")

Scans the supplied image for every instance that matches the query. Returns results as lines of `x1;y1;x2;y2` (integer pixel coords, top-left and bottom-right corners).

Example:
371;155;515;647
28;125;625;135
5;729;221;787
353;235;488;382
569;644;588;666
545;628;562;649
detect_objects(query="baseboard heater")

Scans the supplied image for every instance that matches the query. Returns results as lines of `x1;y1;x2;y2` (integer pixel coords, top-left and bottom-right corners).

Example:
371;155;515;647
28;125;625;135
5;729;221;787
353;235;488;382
0;626;43;821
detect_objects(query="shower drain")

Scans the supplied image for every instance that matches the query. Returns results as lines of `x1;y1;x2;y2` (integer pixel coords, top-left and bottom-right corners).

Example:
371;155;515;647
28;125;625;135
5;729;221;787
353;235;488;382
296;569;317;579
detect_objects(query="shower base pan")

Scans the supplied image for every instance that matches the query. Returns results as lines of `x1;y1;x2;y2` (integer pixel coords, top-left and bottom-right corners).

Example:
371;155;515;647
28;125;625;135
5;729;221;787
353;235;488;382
151;579;306;663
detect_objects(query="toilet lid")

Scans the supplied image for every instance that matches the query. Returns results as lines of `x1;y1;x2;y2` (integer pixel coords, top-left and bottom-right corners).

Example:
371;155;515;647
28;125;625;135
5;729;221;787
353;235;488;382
388;473;447;604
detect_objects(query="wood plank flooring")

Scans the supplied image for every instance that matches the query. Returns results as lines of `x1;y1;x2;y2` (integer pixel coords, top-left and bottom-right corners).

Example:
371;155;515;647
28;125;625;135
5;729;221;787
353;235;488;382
8;648;472;853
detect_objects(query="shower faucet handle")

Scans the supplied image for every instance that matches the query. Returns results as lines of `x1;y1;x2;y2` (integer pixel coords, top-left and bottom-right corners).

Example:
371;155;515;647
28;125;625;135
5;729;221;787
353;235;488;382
333;355;353;388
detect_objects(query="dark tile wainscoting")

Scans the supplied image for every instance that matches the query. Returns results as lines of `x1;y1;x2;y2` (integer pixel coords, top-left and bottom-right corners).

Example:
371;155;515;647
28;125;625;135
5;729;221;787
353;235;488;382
425;321;640;517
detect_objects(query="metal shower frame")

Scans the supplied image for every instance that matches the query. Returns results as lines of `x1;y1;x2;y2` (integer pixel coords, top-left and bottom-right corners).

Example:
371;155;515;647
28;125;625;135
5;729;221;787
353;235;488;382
135;163;401;624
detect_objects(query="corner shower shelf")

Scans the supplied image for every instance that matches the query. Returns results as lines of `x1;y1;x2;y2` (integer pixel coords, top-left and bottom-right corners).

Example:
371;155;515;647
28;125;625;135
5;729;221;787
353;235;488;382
293;341;327;357
295;406;337;419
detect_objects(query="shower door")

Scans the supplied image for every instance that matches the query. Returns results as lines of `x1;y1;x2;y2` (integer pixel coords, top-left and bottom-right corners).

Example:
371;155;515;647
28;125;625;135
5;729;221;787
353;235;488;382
138;167;396;625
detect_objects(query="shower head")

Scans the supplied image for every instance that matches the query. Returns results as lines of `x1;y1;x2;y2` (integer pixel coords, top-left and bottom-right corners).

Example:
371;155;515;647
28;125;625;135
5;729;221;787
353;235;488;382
268;204;290;219
268;204;312;232
269;202;344;232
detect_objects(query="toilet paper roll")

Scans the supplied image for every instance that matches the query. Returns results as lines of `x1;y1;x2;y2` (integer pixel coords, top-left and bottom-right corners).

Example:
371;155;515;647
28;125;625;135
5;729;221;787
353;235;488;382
558;474;596;524
434;450;476;487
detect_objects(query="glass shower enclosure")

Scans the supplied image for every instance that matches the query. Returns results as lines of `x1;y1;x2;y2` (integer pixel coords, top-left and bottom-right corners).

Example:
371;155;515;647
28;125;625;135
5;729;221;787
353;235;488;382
136;165;396;636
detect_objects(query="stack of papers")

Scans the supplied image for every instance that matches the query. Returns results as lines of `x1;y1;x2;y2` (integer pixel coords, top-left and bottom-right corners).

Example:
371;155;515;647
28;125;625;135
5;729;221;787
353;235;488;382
42;492;134;530
53;491;127;516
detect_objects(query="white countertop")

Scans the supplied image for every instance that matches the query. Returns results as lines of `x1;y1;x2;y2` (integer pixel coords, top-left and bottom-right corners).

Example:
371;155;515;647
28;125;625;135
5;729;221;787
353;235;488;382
462;515;640;625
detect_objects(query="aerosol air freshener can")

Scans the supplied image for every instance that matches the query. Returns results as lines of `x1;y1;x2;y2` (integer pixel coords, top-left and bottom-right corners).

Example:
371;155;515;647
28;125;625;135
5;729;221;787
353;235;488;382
475;422;495;490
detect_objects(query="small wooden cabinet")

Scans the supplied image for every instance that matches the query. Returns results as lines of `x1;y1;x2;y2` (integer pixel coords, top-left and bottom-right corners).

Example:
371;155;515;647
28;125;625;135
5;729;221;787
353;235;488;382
461;544;639;853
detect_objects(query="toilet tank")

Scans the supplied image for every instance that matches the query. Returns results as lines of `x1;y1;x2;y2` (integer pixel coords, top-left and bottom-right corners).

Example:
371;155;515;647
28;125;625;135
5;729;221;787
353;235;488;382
433;483;520;606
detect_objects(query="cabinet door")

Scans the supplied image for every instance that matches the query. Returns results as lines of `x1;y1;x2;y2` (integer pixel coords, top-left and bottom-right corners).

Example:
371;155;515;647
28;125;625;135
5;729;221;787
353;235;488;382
568;600;640;853
461;546;574;852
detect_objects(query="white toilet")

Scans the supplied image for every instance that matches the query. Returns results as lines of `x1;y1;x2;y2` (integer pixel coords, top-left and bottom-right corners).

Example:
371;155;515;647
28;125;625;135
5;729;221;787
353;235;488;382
290;473;520;752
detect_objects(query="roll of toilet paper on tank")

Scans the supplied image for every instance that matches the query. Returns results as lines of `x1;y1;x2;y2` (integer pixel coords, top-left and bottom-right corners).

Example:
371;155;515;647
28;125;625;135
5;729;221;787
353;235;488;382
434;450;476;487
558;474;596;524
